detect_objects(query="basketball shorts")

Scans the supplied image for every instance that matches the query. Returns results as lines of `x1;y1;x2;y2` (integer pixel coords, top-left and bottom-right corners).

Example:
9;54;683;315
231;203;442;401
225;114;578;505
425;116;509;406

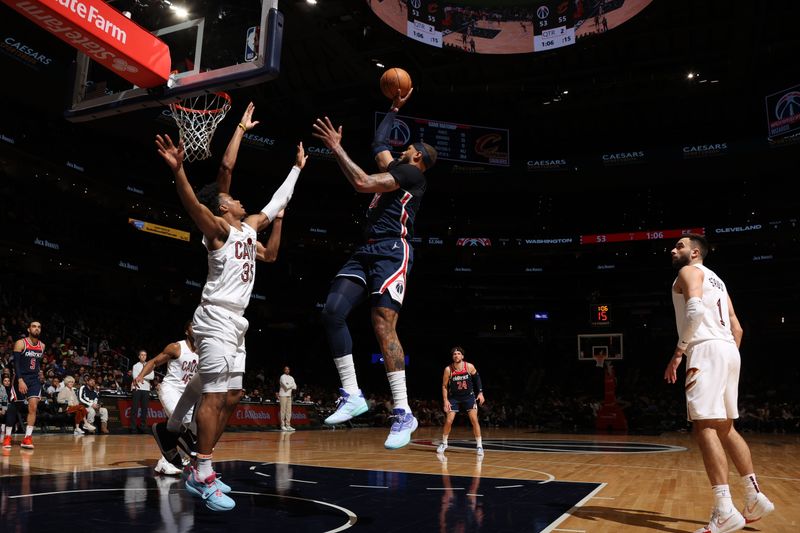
335;238;414;310
192;303;248;392
684;340;740;421
158;382;195;424
449;396;476;413
11;375;42;400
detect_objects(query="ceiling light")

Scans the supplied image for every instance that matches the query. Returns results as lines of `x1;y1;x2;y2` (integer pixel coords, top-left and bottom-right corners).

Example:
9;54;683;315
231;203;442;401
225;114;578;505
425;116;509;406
307;0;318;4
376;62;385;68
687;72;695;79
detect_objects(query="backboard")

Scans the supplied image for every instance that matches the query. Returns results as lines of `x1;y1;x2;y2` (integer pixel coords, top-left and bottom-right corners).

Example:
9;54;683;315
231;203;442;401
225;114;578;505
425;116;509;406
65;0;282;121
577;333;623;362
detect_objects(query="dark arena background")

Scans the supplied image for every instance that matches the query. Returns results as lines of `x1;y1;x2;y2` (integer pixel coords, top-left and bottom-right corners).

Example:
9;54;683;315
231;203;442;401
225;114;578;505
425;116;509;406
0;1;798;532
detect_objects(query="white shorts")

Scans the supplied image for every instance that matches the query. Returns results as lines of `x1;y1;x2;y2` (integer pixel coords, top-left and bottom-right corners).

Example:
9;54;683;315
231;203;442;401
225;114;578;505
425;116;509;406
192;303;248;392
158;383;194;424
685;340;740;421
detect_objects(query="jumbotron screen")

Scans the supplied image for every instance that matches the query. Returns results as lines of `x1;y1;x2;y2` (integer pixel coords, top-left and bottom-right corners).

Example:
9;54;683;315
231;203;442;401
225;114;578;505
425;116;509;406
368;0;654;54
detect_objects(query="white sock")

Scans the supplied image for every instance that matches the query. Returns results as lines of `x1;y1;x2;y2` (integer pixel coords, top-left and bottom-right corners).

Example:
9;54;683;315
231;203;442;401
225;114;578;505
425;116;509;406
476;437;482;447
168;374;202;432
387;371;410;413
197;455;213;480
334;354;360;394
742;473;760;500
4;426;11;437
712;484;733;512
25;425;33;437
442;435;448;445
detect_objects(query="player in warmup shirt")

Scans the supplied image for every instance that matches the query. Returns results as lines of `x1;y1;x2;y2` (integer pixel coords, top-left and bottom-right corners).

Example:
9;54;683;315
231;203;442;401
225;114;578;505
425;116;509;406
437;346;485;456
155;117;306;511
313;88;438;449
136;322;199;476
6;321;44;449
664;234;774;533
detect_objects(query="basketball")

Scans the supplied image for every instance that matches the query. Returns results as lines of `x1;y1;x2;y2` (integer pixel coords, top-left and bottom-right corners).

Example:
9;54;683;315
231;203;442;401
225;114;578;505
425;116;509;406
380;67;413;100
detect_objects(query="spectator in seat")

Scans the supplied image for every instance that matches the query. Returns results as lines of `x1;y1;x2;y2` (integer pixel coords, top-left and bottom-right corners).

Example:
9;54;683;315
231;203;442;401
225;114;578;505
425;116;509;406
58;375;92;435
79;376;109;434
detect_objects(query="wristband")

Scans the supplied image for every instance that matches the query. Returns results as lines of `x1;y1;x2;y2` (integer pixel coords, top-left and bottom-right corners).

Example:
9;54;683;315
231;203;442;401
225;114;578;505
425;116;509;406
238;123;247;132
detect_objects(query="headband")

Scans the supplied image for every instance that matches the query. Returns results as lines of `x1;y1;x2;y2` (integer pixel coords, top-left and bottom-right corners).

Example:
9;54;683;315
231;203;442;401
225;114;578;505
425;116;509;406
412;142;434;168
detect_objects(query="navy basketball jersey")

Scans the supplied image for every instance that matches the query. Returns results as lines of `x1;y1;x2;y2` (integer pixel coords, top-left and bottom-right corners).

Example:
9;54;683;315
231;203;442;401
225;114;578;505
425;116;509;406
365;160;426;240
16;338;44;378
448;362;474;398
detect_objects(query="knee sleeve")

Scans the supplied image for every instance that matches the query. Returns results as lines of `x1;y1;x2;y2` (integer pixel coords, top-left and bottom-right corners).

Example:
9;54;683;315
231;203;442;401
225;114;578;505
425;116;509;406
321;278;366;357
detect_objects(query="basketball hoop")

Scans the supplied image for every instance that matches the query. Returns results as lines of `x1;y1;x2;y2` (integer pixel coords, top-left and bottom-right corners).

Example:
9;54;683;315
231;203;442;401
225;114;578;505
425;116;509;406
169;92;232;162
593;353;607;368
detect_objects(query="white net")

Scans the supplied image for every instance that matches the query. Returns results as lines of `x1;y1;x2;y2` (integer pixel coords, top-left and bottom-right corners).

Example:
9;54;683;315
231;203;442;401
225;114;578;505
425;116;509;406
169;92;232;162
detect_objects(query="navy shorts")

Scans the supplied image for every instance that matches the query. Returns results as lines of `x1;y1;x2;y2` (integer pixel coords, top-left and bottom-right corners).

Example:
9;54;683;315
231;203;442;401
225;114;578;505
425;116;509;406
336;238;414;310
11;375;42;400
449;396;476;412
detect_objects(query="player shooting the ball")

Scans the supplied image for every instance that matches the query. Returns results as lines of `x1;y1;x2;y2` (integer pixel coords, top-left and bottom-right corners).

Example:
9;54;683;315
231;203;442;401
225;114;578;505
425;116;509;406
312;82;437;449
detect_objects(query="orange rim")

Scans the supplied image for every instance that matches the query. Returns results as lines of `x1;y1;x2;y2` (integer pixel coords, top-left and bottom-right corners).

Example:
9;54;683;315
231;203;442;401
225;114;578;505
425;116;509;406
171;91;232;115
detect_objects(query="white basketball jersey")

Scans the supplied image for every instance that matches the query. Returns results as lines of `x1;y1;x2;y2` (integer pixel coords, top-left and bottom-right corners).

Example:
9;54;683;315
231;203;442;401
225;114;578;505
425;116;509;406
672;264;735;347
200;222;257;314
161;340;198;389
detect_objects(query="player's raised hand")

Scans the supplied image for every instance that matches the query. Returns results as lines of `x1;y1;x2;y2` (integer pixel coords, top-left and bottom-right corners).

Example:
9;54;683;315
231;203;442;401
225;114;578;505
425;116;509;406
392;87;413;111
155;134;185;173
295;141;308;169
312;116;343;150
240;101;259;131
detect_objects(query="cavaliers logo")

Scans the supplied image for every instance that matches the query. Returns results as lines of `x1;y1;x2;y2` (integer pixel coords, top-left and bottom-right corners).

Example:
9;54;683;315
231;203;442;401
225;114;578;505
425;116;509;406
474;133;508;159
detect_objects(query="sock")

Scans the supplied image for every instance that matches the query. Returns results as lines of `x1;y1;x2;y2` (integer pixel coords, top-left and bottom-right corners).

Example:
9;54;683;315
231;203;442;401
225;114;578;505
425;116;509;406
442;435;448;445
742;474;760;500
25;425;33;437
387;371;410;413
712;484;733;512
334;354;360;394
4;426;11;437
476;437;482;447
168;374;203;432
197;454;213;480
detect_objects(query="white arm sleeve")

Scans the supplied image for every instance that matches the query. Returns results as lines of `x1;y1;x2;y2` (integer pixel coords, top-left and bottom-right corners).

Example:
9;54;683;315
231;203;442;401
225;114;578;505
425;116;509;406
261;166;301;222
677;297;704;349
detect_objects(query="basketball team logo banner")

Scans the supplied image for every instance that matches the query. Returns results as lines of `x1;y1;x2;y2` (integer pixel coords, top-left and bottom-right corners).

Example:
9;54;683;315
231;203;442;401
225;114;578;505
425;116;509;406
2;0;170;87
765;83;800;139
375;112;510;167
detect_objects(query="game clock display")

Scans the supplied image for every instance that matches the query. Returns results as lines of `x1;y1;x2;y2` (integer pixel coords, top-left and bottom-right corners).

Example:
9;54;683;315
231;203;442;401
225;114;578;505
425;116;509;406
590;304;611;326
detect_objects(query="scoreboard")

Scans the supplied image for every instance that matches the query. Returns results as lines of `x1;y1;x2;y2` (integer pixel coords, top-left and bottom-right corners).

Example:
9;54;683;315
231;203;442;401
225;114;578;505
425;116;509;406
533;0;576;52
376;112;510;166
580;228;705;245
406;0;443;47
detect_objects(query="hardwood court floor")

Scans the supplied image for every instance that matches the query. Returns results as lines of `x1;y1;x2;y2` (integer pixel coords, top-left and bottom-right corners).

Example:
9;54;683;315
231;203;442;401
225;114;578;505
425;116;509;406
1;426;797;532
